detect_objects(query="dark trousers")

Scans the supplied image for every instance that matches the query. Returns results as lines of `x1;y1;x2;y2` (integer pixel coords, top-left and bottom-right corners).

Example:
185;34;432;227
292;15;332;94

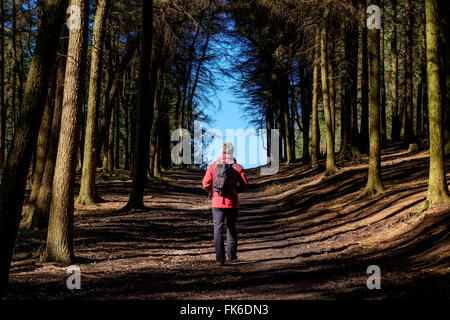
212;208;238;263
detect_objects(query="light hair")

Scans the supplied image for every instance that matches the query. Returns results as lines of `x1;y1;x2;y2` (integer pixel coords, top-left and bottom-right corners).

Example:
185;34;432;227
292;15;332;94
222;142;234;155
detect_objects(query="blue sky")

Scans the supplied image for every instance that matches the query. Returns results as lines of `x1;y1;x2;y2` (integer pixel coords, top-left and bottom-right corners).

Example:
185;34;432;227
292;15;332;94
203;76;267;169
200;25;267;170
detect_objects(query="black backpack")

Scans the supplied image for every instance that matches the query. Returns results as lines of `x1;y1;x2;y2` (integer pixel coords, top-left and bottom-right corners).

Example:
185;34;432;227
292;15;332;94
212;162;234;196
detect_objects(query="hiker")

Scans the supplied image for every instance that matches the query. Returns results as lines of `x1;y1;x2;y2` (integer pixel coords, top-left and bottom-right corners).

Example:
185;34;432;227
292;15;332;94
202;142;248;266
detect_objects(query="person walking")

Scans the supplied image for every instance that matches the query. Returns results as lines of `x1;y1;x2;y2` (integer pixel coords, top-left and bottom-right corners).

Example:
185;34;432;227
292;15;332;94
202;142;248;266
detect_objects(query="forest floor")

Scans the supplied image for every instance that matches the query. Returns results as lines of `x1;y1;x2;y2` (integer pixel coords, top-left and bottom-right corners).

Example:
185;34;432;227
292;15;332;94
4;144;450;299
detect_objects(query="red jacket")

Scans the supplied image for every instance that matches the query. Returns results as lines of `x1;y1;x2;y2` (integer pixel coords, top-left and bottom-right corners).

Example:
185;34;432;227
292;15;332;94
202;154;248;208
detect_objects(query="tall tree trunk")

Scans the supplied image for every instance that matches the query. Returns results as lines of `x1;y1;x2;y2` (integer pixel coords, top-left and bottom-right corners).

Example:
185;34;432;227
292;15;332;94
266;104;272;158
363;0;385;196
0;0;68;288
311;30;321;168
97;36;138;164
438;1;450;157
77;0;110;204
380;1;387;143
300;64;311;164
360;7;369;152
153;132;161;178
327;34;336;144
417;26;426;140
23;71;56;227
0;0;5;168
391;0;400;141
283;76;293;164
275;101;284;162
404;0;415;143
115;94;120;169
122;74;130;170
43;0;89;263
122;0;154;211
149;65;163;177
321;2;338;176
30;52;66;231
102;37;114;175
107;103;115;172
340;22;361;159
424;0;450;205
391;0;400;142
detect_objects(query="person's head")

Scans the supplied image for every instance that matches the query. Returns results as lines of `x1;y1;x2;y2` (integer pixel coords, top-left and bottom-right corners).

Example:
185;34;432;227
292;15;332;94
222;142;234;156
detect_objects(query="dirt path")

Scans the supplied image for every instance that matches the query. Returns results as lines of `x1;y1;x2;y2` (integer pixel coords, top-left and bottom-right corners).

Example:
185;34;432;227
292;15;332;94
6;148;450;299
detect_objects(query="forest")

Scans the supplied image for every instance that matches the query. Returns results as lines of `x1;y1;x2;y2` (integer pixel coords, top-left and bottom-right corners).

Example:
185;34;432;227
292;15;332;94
0;0;449;301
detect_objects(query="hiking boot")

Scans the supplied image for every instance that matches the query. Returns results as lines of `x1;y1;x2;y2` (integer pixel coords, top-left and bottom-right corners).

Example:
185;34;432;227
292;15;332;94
217;260;225;266
227;257;238;263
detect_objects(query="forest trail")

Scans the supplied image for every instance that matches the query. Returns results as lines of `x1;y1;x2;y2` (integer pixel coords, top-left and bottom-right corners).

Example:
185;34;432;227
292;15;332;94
7;146;450;299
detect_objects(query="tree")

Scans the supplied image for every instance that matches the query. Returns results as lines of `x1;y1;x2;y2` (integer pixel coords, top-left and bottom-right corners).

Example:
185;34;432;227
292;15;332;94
380;0;387;143
0;0;4;167
339;17;361;160
30;53;67;230
360;6;369;152
43;0;90;263
0;0;69;288
423;0;450;206
404;0;415;143
23;73;56;227
311;29;321;168
320;1;338;176
121;0;154;212
300;62;311;164
391;0;400;142
77;0;110;205
97;35;138;171
362;0;385;197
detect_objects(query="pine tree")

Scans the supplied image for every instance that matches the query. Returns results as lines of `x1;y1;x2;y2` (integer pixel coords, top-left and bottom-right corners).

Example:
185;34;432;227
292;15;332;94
44;0;90;263
423;0;450;206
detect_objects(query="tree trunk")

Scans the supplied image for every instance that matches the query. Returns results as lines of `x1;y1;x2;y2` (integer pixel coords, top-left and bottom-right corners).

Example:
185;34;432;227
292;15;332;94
149;65;163;177
321;3;338;176
391;0;400;142
363;0;385;196
0;0;69;288
327;34;336;144
300;63;311;164
340;22;361;159
30;52;66;231
107;103;115;172
380;1;387;143
424;0;450;205
122;0;154;211
0;0;5;168
77;0;110;204
97;36;138;165
266;105;272;158
438;1;450;157
153;132;161;178
417;28;426;140
122;74;130;170
23;71;56;227
360;7;369;152
283;77;293;164
404;0;415;143
275;101;284;162
43;0;89;263
311;30;321;168
115;92;120;169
